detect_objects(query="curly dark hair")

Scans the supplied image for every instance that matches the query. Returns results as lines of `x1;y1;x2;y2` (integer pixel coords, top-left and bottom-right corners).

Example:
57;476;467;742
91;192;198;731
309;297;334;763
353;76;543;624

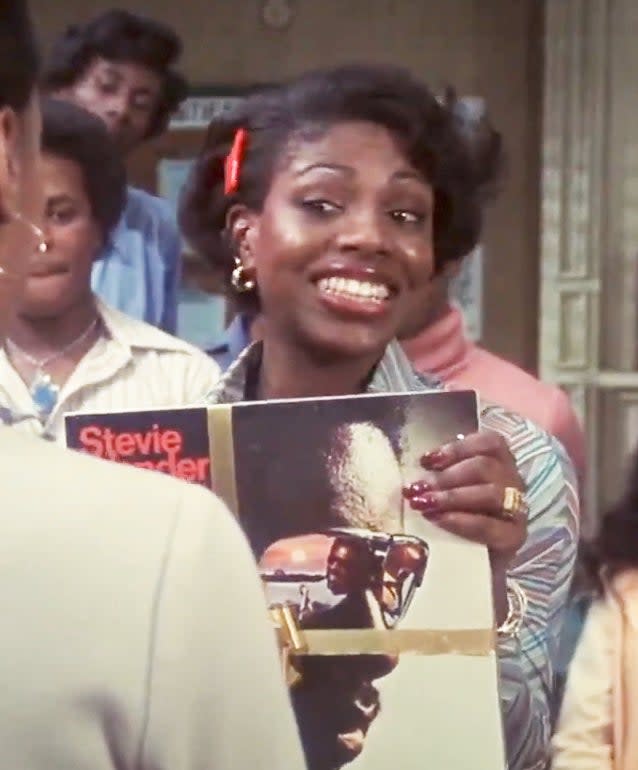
586;448;638;589
41;98;127;241
0;0;39;112
42;9;188;139
442;87;504;207
180;64;498;310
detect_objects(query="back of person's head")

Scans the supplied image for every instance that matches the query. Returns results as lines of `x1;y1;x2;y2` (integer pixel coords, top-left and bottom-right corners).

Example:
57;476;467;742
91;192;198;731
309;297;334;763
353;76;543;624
181;63;496;309
42;9;187;138
588;448;638;588
442;87;503;210
0;0;39;113
396;89;503;339
41;98;126;239
0;0;41;331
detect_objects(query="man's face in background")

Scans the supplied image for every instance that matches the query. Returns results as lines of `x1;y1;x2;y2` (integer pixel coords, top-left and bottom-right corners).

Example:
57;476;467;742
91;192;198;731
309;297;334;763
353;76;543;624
55;57;162;155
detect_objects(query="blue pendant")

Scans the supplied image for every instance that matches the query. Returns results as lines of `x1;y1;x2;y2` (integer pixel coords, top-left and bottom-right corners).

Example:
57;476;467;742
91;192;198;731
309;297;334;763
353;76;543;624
30;371;59;417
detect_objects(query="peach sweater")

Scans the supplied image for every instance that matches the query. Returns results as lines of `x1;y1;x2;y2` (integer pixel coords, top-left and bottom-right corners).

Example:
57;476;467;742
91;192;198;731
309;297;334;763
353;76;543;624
401;304;586;483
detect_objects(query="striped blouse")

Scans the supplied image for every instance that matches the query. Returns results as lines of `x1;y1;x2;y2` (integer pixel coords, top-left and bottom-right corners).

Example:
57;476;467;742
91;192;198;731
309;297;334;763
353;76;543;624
206;339;580;770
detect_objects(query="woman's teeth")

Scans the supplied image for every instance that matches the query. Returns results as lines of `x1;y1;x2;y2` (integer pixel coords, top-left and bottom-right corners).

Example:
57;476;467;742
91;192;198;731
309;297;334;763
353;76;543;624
317;276;390;301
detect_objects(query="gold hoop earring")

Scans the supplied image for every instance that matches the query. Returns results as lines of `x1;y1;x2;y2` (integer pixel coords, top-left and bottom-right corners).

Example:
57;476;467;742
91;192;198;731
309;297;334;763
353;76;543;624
13;212;48;254
231;257;255;293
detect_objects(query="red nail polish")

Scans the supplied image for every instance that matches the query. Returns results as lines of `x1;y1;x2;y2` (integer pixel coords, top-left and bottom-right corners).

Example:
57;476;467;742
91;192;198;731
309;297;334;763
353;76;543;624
421;450;445;470
408;494;440;512
403;480;432;497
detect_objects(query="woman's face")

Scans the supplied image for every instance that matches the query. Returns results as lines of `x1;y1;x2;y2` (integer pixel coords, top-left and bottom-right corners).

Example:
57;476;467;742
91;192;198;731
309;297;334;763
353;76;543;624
238;121;435;362
17;152;101;320
0;94;42;335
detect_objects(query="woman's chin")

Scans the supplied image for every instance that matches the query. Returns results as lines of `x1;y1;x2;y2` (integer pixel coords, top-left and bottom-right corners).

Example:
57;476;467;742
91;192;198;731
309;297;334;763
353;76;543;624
15;299;64;322
312;332;391;364
298;317;396;364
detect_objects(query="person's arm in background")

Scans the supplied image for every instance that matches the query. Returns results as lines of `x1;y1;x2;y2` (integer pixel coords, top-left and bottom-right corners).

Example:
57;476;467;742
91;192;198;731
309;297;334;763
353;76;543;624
139;484;306;770
156;202;182;335
551;598;614;770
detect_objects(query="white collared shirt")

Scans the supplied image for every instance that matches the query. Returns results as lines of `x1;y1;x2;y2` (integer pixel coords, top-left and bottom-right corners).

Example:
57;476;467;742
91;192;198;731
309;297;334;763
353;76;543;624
0;297;221;443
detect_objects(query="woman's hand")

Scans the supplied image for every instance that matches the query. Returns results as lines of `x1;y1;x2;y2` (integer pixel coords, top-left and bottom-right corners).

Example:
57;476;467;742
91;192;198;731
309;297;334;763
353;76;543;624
403;431;527;622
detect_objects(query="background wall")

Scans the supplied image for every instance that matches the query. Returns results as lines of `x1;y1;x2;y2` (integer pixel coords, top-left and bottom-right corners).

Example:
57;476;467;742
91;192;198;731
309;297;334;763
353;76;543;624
31;0;544;371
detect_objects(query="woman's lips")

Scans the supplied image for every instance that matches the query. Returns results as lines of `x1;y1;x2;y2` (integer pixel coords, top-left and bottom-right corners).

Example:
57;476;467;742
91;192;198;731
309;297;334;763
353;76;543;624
28;264;69;278
317;276;391;301
315;275;394;318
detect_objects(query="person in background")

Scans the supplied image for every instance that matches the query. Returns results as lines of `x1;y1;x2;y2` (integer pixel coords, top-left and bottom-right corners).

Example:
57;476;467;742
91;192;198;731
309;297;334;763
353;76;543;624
208;298;259;371
0;98;220;443
0;3;305;769
43;9;188;333
181;63;579;769
552;448;638;770
399;90;586;483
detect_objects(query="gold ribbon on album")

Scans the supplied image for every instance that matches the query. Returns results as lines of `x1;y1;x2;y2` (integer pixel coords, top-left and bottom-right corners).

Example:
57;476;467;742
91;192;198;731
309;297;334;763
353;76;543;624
270;605;495;687
294;628;494;656
207;406;239;515
271;605;494;657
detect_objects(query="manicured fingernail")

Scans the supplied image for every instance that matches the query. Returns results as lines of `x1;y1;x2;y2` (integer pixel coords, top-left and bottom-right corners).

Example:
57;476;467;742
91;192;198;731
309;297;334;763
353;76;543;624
408;494;441;513
402;481;433;497
421;450;446;470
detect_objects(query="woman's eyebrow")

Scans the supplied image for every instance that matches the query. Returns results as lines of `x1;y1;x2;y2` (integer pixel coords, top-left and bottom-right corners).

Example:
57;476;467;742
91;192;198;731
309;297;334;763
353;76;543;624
294;162;354;178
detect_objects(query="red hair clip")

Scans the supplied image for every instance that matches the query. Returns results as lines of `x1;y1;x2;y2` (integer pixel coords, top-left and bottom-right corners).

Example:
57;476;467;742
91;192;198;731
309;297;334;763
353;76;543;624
224;128;248;195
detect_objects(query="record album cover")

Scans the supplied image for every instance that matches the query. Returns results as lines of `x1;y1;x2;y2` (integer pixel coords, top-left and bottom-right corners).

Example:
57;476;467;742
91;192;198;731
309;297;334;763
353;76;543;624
66;390;505;769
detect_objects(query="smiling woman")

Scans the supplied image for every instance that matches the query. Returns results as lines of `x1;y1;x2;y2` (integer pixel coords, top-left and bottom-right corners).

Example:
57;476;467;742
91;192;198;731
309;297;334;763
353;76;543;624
183;64;580;770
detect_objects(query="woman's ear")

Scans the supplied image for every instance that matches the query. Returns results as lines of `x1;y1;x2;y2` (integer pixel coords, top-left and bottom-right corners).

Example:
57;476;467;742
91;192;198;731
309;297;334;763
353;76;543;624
226;203;259;273
0;107;20;224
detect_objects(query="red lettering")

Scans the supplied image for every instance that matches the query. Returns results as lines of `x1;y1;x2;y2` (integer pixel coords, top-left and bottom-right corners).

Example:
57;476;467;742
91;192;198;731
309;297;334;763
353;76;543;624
134;428;154;455
101;428;119;460
155;454;177;475
197;457;210;481
78;425;105;457
114;432;136;457
74;424;209;487
162;429;182;453
176;458;197;482
150;424;159;454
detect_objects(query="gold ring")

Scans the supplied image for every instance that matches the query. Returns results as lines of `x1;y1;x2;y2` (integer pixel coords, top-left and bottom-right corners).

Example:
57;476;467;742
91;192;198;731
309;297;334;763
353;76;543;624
502;487;528;521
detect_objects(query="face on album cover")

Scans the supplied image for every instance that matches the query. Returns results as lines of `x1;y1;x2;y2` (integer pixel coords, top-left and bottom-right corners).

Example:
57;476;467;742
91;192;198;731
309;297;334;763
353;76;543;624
224;390;479;770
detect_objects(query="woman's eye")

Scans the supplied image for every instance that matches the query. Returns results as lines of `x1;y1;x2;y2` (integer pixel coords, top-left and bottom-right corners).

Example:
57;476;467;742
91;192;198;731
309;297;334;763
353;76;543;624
97;78;118;94
390;209;426;225
49;208;76;224
132;97;153;113
302;199;342;216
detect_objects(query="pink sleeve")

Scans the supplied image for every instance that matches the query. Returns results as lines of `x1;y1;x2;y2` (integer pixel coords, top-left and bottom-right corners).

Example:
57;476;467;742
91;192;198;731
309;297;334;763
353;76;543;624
547;388;587;491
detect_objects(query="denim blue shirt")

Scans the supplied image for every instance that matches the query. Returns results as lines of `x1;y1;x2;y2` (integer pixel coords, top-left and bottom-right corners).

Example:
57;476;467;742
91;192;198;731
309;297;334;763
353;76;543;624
207;313;252;371
91;186;182;333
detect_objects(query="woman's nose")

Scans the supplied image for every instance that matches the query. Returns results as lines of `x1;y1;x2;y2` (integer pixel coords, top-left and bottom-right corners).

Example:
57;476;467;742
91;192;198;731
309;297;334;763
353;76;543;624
105;92;130;124
335;207;390;257
36;223;53;254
